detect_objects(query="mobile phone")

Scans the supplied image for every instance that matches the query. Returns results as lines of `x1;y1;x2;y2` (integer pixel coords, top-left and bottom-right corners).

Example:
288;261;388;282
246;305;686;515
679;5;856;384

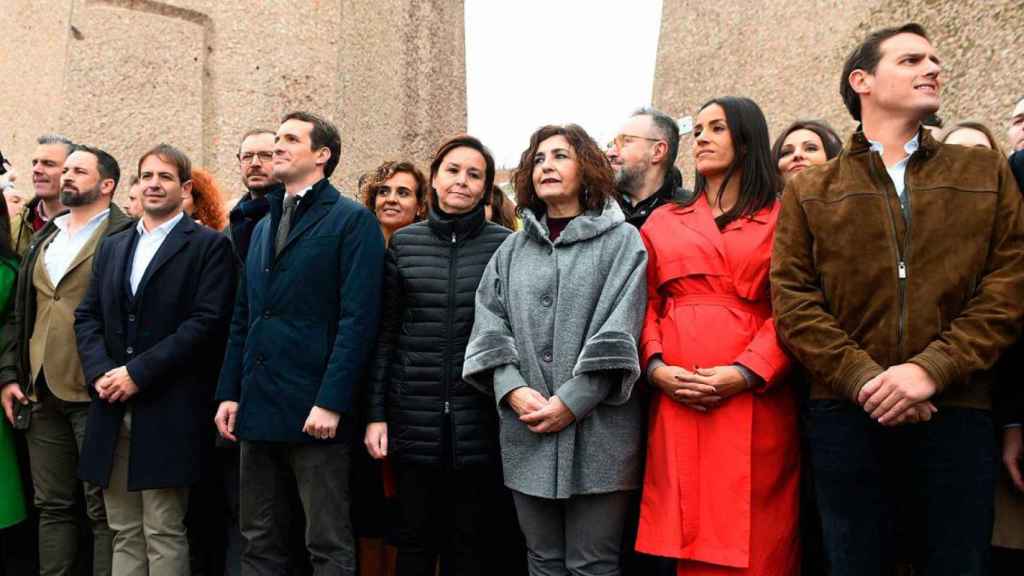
12;400;30;430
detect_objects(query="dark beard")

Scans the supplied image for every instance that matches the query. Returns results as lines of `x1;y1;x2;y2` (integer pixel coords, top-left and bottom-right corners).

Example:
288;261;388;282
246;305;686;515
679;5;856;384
60;185;101;207
247;182;277;199
614;164;646;200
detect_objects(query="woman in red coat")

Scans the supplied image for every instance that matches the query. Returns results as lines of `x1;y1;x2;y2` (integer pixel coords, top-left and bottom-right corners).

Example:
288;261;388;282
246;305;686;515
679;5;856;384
635;96;800;574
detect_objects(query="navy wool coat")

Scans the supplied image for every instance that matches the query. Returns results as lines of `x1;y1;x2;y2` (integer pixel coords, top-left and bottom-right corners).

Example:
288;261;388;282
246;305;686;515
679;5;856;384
75;216;237;490
217;178;385;443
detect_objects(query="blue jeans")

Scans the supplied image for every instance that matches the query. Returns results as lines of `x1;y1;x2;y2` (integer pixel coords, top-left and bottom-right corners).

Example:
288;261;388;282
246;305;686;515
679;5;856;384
805;400;995;576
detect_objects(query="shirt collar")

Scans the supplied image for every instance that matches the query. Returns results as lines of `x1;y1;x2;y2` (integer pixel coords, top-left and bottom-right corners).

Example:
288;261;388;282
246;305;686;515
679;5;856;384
289;185;313;201
868;133;920;158
53;208;110;233
137;210;185;237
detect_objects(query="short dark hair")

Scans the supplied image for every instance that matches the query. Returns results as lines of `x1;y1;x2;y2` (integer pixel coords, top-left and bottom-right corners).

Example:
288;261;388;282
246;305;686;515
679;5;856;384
361;160;429;219
429;135;496;207
513;124;617;217
72;145;121;189
771;119;844;170
281;111;341;177
138;144;192;184
840;23;930;121
632;107;681;168
37;133;74;156
237;128;276;155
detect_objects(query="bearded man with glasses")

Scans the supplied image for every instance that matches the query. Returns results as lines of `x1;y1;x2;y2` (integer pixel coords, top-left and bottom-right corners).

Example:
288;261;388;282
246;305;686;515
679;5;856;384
610;107;690;229
226;129;284;268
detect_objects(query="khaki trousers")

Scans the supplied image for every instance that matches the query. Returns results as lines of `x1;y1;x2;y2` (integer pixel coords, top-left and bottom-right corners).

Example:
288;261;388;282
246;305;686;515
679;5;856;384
103;411;190;576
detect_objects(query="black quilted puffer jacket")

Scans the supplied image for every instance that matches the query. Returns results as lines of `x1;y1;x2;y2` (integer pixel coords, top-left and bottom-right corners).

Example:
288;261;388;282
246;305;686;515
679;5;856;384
367;203;511;467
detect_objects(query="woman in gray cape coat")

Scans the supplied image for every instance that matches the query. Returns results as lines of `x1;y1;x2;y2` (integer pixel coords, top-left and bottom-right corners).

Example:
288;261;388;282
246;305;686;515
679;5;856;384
463;124;648;576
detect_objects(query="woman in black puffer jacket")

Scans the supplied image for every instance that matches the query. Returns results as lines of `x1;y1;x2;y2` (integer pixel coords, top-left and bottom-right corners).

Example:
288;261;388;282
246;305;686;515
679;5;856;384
365;135;513;575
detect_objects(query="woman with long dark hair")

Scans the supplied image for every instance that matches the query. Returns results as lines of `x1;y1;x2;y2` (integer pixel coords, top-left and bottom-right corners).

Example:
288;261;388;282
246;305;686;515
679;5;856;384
635;97;800;574
364;135;512;575
464;124;647;575
771;119;843;184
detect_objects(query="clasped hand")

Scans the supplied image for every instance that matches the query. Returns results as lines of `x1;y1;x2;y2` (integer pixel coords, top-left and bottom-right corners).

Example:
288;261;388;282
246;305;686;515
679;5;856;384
857;363;938;426
96;367;139;403
506;387;575;434
650;364;749;412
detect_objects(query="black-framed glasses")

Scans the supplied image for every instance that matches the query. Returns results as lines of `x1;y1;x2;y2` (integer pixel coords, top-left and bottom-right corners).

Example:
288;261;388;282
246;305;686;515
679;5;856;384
239;151;274;164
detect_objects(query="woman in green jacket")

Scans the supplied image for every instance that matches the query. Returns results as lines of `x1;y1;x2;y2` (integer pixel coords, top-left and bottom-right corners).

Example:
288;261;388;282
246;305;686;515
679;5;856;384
0;192;24;529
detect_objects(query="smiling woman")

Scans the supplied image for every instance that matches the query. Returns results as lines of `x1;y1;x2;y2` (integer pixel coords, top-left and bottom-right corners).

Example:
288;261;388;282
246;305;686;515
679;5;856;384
771;119;843;184
359;160;428;244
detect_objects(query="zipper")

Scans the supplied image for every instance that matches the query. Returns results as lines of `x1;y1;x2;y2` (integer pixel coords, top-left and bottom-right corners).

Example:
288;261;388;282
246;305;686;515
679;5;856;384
870;151;912;361
442;230;457;452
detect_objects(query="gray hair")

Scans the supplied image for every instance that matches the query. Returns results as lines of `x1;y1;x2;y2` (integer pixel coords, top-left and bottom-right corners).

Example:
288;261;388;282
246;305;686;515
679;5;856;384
36;133;75;155
632;107;680;168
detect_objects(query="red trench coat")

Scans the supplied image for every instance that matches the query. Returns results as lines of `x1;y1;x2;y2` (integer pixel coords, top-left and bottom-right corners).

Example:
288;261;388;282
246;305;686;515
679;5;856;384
635;195;800;574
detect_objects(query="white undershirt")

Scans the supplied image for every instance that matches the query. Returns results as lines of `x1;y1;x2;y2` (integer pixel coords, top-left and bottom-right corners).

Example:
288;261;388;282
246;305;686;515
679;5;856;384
869;134;920;205
44;209;110;285
130;212;184;295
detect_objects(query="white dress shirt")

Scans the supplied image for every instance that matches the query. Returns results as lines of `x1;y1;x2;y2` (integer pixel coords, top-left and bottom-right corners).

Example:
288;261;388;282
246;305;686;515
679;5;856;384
869;134;920;205
130;211;185;295
44;208;110;285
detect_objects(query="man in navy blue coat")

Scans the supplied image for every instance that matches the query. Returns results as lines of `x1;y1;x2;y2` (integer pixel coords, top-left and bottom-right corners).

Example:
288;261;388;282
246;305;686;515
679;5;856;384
215;111;384;576
76;144;237;575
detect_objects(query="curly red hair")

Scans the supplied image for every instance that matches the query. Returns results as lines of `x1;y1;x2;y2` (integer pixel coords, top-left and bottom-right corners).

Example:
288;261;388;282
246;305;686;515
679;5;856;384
188;168;228;231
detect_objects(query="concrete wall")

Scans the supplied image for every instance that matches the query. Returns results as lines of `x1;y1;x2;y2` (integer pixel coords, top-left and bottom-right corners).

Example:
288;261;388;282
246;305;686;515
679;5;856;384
653;0;1024;181
0;0;467;200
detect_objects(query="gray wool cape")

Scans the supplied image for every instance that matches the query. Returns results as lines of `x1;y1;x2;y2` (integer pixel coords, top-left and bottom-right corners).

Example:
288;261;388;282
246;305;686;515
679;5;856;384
462;199;648;499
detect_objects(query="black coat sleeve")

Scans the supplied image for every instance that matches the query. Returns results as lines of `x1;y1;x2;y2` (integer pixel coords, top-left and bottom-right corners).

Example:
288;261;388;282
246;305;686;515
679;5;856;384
366;244;403;423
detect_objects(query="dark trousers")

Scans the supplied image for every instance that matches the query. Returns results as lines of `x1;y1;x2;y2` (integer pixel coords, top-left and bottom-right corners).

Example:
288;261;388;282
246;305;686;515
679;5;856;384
806;400;995;576
25;377;113;576
393;463;492;576
240;440;355;576
512;490;632;576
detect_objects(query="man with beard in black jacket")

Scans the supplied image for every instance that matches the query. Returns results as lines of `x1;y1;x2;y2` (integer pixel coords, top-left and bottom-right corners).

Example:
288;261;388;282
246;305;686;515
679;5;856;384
610;107;690;230
608;107;689;576
226;129;283;266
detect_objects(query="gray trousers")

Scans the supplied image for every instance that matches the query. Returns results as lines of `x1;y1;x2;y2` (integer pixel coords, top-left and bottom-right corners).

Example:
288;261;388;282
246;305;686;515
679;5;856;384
26;383;113;576
239;440;355;576
512;490;633;576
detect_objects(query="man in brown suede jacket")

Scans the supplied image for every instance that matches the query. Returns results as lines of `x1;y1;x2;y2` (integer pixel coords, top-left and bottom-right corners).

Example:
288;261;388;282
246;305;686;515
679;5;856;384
772;23;1024;575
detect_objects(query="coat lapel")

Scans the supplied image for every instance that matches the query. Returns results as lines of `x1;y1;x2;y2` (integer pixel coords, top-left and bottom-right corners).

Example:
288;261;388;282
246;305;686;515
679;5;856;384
277;189;337;258
135;216;194;298
679;194;728;262
58;218;111;287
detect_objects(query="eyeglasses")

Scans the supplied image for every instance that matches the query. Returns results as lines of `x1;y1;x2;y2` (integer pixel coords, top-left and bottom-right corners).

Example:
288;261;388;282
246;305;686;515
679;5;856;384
238;151;274;164
613;133;664;150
